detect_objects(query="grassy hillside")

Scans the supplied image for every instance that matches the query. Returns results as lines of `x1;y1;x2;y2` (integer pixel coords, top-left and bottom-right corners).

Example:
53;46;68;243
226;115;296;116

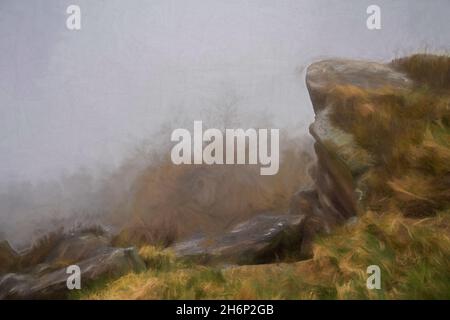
75;210;449;300
76;54;450;300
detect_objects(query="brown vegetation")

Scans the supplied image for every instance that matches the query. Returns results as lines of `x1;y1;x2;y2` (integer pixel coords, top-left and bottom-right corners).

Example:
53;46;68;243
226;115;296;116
114;139;314;247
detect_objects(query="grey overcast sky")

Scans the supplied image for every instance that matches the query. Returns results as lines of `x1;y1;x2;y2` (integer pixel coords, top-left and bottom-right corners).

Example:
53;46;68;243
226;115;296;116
1;0;449;183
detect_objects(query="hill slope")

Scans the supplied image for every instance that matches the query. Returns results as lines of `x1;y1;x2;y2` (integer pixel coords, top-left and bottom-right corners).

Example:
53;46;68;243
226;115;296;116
78;54;450;300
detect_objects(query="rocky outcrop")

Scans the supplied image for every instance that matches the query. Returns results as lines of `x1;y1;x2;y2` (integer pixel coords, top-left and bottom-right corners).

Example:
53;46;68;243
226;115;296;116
0;230;145;299
300;59;412;227
171;59;414;265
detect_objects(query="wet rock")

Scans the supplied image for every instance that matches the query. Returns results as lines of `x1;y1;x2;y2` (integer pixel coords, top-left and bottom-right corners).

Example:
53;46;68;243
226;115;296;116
0;228;145;299
0;246;145;299
43;232;111;266
171;213;306;264
0;273;35;299
18;227;113;272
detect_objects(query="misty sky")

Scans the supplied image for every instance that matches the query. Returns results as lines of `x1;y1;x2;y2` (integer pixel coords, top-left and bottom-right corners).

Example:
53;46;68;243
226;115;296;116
1;0;449;183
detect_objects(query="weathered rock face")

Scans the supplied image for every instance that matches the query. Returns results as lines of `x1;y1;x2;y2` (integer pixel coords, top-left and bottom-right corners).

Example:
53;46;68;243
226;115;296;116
0;230;145;299
171;213;307;264
302;59;412;224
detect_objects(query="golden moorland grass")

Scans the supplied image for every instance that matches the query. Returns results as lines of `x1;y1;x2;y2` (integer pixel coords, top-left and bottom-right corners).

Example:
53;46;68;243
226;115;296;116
76;210;450;300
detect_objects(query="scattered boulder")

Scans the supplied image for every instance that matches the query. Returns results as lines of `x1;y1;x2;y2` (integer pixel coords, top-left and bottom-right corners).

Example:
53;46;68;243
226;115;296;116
0;229;145;299
171;213;307;264
18;227;111;271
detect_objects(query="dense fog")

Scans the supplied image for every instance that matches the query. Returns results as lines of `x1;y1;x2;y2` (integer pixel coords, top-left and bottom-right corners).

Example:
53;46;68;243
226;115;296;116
1;0;449;247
